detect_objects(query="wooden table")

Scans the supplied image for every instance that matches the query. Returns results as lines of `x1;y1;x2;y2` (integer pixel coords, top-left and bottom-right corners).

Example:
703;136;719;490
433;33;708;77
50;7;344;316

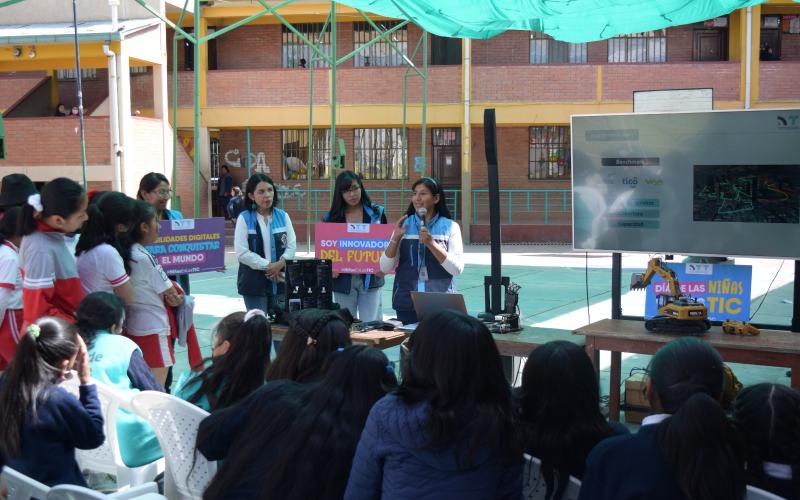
574;319;800;422
270;323;407;350
493;326;584;382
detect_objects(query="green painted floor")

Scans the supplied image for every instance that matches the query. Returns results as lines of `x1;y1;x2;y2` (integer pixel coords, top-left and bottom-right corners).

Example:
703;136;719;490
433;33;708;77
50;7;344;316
173;246;796;412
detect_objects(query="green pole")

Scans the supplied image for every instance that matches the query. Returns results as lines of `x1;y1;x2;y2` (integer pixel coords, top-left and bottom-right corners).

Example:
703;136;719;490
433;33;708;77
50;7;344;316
193;0;200;217
421;30;428;175
171;0;189;212
330;0;337;196
308;45;315;251
246;127;251;177
71;0;87;187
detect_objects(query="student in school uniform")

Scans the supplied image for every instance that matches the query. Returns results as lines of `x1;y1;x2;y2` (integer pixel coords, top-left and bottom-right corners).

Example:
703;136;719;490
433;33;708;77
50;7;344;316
0;207;23;370
19;178;88;324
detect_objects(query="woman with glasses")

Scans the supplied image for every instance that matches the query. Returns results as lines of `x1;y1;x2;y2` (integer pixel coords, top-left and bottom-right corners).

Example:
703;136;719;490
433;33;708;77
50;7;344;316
323;170;388;322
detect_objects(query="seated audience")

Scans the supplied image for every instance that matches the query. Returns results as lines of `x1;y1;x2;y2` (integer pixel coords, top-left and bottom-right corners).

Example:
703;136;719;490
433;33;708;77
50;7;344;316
265;308;352;383
733;383;800;500
174;309;272;412
199;345;397;499
514;340;628;499
579;337;745;500
344;310;522;500
76;292;164;467
0;317;104;486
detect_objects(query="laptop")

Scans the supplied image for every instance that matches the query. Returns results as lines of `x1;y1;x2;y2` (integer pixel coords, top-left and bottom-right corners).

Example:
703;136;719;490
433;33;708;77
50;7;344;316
398;292;468;331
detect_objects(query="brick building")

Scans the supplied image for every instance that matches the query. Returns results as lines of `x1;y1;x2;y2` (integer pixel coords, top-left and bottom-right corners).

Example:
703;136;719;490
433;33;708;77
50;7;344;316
2;0;800;242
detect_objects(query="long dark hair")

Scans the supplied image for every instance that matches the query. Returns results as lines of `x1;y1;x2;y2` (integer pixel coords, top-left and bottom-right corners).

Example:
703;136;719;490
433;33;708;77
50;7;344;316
265;308;352;383
0;317;80;458
733;383;800;497
185;312;272;411
398;310;518;464
649;337;745;500
514;340;615;499
19;177;86;236
118;200;157;267
0;206;21;245
137;172;169;200
405;176;452;220
244;174;280;212
325;170;374;223
204;346;397;499
75;192;135;268
75;292;125;350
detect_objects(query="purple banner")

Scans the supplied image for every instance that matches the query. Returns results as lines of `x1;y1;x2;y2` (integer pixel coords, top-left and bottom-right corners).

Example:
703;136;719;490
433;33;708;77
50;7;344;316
146;217;225;275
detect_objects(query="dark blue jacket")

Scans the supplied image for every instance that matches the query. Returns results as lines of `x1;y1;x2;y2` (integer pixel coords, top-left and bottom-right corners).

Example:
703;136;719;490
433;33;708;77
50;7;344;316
7;383;105;487
344;394;522;500
323;204;387;294
237;208;289;297
578;424;686;500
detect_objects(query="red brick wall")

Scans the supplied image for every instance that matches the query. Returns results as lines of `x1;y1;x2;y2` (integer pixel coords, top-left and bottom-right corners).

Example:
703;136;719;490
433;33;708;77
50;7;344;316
601;62;740;100
173;138;209;217
131;73;154;111
166;72;195;107
667;25;694;62
759;61;800;99
0;75;47;111
0;117;110;166
215;25;282;69
780;33;800;60
470;224;571;243
57;69;109;112
587;40;608;64
207;69;329;106
472;65;597;102
472;32;530;65
337;66;461;104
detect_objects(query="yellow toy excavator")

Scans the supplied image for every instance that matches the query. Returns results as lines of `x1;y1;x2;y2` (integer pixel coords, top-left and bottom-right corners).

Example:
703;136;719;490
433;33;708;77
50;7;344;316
631;258;711;335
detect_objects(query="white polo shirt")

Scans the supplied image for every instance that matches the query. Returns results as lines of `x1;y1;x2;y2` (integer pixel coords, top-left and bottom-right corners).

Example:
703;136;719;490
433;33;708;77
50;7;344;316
126;243;172;337
76;243;130;294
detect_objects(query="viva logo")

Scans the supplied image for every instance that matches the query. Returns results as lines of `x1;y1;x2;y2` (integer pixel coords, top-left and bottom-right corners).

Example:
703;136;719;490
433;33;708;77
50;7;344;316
643;178;664;186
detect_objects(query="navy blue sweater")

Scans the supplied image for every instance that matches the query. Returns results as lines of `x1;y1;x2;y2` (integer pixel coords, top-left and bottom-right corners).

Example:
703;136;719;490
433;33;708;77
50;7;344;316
344;394;522;500
7;383;104;487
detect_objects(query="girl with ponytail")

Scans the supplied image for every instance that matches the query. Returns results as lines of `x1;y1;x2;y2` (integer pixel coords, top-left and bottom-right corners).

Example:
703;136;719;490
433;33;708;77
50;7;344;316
265;308;352;383
579;337;746;500
19;177;88;324
733;383;800;499
75;191;136;305
174;309;272;411
0;206;23;370
0;316;104;486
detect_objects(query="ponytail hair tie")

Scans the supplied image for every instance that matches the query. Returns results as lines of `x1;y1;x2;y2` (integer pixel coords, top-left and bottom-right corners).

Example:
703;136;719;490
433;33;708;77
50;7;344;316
306;336;317;346
26;324;41;340
27;193;43;213
244;308;267;322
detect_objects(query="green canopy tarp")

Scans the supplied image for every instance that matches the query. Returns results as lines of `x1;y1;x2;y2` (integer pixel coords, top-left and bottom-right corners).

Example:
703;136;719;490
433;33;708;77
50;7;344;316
337;0;796;41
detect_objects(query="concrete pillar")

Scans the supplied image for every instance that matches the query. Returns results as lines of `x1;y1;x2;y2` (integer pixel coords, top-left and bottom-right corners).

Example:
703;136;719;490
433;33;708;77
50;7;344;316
117;51;133;196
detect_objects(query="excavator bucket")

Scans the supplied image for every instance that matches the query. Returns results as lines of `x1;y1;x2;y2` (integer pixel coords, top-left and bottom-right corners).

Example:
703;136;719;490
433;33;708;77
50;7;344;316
630;273;647;290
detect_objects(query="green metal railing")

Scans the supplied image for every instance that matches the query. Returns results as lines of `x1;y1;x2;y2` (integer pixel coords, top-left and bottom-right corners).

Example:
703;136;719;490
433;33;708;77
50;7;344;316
471;189;571;224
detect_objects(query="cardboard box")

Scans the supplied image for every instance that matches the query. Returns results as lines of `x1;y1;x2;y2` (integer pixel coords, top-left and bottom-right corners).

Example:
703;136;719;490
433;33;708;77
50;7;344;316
624;373;652;425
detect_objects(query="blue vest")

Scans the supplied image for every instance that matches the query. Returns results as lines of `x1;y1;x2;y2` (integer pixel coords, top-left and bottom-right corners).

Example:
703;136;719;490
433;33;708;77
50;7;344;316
391;213;457;313
173;367;213;412
88;333;163;467
237;208;289;297
324;204;386;294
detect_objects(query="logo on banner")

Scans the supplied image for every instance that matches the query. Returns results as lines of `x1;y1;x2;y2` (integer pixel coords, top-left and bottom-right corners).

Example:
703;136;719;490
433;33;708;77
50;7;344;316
347;223;370;233
170;219;195;231
686;263;713;275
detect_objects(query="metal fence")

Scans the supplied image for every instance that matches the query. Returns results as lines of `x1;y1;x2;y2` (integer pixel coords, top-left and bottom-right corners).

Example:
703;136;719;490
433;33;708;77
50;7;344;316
276;187;571;225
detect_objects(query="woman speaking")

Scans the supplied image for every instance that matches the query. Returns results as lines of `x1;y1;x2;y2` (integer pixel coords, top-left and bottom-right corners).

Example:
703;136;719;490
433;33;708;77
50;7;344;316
380;177;464;324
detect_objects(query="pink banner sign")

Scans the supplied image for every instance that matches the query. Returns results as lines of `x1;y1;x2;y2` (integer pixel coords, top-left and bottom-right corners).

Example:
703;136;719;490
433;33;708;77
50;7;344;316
315;222;395;274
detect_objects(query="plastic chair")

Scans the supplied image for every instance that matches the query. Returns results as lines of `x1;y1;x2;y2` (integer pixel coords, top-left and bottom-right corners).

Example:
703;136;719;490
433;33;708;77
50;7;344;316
46;482;164;500
1;466;49;500
59;374;164;490
745;485;787;500
131;391;217;500
523;454;581;500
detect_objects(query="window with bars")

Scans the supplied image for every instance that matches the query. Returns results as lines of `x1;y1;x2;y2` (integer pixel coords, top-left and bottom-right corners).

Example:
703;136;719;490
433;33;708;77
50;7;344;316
282;129;332;180
130;66;149;74
529;126;571;180
530;32;587;64
354;128;406;179
353;21;408;67
56;68;97;80
282;23;331;68
608;30;667;63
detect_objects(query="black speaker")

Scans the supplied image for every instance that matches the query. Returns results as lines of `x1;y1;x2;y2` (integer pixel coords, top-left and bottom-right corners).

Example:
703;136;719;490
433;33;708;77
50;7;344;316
316;260;333;309
282;259;335;312
484;109;504;314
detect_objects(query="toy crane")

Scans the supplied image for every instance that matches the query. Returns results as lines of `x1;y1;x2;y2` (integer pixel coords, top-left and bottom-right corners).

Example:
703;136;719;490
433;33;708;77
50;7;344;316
630;258;711;335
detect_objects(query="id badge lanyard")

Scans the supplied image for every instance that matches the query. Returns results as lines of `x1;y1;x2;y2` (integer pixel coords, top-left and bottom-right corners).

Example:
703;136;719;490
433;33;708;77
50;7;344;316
414;214;437;292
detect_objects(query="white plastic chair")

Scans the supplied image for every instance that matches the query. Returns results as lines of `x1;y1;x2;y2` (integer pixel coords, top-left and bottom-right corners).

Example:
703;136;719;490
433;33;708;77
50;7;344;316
1;466;49;500
59;374;164;490
523;454;581;500
745;485;787;500
46;482;164;500
131;391;217;500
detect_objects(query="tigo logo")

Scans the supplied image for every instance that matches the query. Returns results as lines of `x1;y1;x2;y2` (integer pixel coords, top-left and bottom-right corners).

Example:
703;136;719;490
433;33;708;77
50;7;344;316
777;115;799;129
622;177;638;188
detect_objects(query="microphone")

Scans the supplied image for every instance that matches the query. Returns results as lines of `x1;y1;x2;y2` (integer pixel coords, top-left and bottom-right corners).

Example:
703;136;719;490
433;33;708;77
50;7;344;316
417;207;427;228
